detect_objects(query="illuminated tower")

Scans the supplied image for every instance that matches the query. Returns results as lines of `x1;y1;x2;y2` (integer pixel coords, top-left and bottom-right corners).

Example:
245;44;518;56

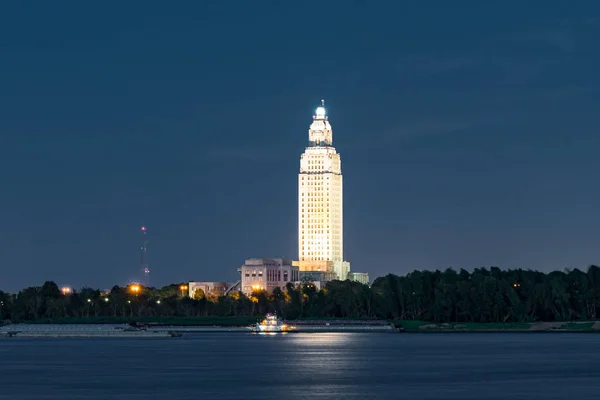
140;226;150;286
297;100;350;281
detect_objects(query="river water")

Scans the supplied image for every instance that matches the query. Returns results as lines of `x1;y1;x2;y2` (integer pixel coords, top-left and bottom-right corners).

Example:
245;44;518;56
1;332;599;399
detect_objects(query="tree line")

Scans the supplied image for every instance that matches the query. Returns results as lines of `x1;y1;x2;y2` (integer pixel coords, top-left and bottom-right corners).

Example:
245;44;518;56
2;265;600;323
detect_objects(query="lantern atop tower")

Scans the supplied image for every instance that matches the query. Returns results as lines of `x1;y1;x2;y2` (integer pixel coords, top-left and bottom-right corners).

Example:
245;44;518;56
315;99;326;119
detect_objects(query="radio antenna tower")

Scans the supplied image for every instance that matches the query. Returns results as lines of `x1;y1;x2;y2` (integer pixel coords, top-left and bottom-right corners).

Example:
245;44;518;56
140;226;150;286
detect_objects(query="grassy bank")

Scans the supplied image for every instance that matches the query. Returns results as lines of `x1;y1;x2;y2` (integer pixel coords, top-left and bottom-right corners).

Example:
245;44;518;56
26;316;260;326
392;320;600;332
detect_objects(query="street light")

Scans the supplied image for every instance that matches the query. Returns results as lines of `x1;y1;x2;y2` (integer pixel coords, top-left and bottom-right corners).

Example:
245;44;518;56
180;285;188;297
129;284;141;294
61;287;72;295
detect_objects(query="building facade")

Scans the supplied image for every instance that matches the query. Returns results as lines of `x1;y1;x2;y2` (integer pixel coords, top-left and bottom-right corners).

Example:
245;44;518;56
239;258;299;295
298;270;337;283
297;101;350;281
348;272;370;285
188;281;232;299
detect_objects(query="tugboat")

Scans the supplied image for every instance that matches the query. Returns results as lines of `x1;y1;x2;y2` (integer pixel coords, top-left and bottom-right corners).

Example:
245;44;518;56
251;313;292;333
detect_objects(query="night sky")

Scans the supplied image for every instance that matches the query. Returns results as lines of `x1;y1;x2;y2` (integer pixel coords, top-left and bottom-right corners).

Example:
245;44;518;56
1;2;599;291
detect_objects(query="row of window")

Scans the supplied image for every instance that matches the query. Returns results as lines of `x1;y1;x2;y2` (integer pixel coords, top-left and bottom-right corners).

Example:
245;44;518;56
302;189;330;193
300;227;336;233
301;234;338;239
300;176;334;181
300;194;339;199
244;270;299;283
301;182;340;186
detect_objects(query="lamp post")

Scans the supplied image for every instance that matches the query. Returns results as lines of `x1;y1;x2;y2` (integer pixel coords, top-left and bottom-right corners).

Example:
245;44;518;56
129;284;141;296
180;284;188;298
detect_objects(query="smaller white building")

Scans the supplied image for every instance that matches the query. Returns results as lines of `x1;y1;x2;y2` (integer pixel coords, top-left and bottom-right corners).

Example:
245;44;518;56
239;258;299;295
188;281;231;299
348;272;370;285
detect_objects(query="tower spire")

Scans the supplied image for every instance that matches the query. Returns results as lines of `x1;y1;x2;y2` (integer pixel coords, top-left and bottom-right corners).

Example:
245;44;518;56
309;99;332;146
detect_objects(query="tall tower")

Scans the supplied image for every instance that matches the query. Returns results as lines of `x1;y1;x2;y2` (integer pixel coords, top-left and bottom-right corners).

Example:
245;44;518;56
297;100;350;281
140;226;150;286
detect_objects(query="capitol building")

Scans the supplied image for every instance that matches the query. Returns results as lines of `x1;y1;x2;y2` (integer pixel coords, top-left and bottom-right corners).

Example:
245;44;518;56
193;101;369;297
294;101;368;285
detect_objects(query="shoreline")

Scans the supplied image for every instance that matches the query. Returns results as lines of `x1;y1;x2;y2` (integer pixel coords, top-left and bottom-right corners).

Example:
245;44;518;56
0;322;399;337
394;320;600;333
3;319;600;336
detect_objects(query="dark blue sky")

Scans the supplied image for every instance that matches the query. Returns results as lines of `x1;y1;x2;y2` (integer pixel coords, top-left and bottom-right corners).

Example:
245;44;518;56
1;2;599;291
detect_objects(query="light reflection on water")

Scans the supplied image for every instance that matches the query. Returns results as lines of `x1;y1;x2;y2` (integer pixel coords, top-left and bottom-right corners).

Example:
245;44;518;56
287;332;354;346
2;333;600;399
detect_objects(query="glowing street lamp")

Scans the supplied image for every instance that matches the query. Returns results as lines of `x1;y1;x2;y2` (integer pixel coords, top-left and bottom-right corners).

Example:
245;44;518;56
180;285;188;297
129;284;141;294
61;287;72;295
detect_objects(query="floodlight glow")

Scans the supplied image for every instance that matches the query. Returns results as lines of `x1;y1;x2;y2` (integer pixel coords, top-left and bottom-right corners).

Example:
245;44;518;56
315;106;326;119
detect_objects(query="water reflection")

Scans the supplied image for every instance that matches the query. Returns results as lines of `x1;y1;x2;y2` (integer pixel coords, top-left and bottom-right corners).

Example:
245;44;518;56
287;332;353;346
3;333;600;399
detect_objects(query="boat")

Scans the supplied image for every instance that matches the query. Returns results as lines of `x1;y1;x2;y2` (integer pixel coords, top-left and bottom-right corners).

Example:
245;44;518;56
251;313;293;333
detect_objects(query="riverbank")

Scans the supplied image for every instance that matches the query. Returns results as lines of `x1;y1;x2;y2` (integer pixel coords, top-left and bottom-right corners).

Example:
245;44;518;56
4;317;600;333
20;316;258;326
0;322;397;337
0;324;182;338
394;320;600;332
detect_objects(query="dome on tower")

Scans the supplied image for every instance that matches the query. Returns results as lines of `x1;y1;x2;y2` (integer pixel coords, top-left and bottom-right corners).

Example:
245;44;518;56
314;99;326;120
308;99;332;147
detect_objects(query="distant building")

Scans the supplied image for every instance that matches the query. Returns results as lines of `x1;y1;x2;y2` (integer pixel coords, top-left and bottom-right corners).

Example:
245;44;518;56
299;270;369;286
188;281;232;299
294;280;324;291
348;272;370;285
239;258;299;295
298;270;337;283
225;281;241;295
